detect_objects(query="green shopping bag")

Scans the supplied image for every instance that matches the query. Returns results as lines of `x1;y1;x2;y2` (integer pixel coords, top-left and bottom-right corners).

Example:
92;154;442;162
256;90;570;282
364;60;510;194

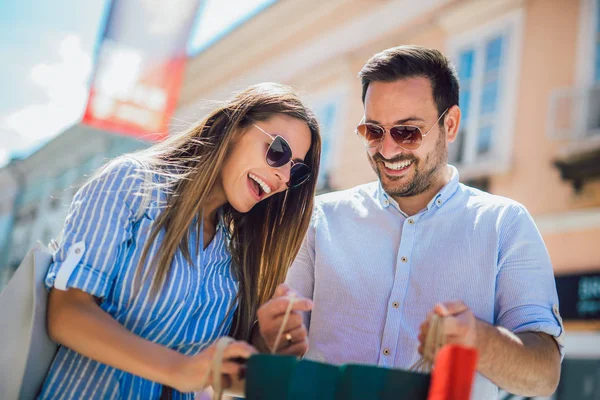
337;364;431;400
246;355;340;400
245;344;478;400
245;355;431;400
244;302;477;400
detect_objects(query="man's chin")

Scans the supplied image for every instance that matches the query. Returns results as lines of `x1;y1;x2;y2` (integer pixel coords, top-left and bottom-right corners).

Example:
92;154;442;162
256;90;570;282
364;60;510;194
380;178;414;197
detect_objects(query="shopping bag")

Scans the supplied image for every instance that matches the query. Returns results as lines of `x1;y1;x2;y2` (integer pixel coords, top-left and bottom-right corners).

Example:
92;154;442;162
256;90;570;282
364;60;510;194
0;245;56;400
245;345;476;400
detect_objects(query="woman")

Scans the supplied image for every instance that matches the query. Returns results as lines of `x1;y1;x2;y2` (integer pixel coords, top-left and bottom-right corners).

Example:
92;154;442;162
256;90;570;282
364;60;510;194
40;82;321;399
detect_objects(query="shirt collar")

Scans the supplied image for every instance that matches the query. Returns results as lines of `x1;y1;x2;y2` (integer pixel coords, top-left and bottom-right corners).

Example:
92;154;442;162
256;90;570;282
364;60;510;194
216;207;232;243
377;164;460;214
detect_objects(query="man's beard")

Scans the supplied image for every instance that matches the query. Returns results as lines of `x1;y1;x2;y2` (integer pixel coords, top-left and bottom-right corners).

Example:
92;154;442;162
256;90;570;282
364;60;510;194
369;130;447;198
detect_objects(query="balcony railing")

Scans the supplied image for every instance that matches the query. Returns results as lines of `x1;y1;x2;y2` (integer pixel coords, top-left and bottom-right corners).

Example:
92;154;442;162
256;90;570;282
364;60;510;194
548;83;600;192
548;83;600;149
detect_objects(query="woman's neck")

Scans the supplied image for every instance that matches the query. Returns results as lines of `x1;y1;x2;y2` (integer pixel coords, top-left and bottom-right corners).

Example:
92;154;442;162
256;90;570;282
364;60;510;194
203;181;227;228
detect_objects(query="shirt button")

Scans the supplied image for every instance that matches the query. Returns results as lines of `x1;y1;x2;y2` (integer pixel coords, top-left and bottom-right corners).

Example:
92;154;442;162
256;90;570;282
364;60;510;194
401;256;408;263
392;301;399;308
407;218;414;225
436;199;442;205
383;348;390;356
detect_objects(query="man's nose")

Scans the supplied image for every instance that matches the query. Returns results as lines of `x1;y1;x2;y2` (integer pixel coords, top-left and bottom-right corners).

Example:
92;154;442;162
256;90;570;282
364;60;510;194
377;130;404;161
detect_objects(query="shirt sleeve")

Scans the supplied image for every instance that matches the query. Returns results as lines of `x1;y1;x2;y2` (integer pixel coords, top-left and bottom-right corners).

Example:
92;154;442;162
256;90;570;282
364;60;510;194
494;203;565;356
44;158;148;299
285;206;319;330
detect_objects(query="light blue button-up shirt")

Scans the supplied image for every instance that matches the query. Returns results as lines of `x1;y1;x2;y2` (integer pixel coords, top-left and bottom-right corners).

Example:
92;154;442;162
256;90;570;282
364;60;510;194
286;165;564;400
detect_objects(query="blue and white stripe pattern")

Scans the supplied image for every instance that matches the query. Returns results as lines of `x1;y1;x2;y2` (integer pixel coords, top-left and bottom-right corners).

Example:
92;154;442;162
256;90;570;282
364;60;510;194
286;165;564;400
40;158;238;399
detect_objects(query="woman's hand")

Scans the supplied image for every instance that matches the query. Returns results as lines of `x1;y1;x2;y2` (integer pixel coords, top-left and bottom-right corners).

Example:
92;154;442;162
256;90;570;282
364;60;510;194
170;340;256;393
256;284;312;355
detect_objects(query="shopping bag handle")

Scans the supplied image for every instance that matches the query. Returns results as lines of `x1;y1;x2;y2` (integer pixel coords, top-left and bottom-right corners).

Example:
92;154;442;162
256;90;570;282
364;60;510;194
410;314;445;372
270;295;296;354
194;336;234;400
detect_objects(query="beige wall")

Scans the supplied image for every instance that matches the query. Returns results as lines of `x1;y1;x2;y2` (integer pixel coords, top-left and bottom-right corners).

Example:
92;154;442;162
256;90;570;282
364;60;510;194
179;0;599;276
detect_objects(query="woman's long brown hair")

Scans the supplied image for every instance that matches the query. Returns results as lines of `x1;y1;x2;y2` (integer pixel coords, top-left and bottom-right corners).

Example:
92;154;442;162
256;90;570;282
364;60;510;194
130;82;321;340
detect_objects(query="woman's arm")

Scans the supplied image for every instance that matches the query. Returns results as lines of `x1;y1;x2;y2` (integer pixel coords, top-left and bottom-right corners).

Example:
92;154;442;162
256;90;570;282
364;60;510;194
48;288;254;393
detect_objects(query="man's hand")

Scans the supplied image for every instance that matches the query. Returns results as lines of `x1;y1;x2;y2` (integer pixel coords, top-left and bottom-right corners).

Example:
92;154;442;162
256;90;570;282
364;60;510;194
256;284;313;356
418;300;478;356
418;300;561;396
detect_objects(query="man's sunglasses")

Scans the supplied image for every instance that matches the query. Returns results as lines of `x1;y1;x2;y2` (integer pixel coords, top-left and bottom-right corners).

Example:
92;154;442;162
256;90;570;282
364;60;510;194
253;124;312;188
355;109;448;150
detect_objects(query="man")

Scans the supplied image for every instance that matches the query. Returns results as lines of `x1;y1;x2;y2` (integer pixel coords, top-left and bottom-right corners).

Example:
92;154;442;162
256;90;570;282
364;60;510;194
257;45;563;399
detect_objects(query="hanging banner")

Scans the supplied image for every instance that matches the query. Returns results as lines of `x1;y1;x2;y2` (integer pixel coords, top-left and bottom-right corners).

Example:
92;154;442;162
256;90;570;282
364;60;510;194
82;0;201;140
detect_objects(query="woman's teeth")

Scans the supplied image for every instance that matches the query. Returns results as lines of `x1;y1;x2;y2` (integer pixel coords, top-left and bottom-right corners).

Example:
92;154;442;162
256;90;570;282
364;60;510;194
249;173;272;194
383;160;413;170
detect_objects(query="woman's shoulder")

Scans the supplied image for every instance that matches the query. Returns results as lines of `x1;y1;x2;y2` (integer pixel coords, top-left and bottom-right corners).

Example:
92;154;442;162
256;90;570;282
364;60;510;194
97;156;150;180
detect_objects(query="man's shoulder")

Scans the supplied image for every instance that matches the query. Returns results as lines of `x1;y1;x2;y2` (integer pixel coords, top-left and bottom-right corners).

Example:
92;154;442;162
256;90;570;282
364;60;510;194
314;181;379;211
458;183;529;219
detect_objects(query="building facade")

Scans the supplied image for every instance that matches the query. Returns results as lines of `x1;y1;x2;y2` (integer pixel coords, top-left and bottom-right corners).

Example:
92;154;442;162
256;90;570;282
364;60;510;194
1;0;598;397
177;0;599;397
0;124;147;287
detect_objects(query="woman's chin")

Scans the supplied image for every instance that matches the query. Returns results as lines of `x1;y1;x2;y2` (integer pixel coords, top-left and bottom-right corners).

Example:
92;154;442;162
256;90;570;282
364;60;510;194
228;198;255;214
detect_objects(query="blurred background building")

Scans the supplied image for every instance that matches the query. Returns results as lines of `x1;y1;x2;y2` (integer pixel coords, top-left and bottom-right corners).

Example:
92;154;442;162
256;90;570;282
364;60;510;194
0;0;599;398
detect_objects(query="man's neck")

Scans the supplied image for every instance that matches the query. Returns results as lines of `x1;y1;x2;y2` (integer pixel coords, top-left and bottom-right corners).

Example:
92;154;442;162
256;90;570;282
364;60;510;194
389;165;452;216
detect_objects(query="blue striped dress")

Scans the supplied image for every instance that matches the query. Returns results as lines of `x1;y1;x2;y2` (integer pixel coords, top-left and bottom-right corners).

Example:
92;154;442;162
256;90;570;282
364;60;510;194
40;158;238;399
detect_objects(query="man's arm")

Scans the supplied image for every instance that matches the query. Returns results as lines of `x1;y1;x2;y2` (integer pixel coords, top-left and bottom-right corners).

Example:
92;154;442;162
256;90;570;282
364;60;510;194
420;204;563;396
419;301;561;396
476;321;561;396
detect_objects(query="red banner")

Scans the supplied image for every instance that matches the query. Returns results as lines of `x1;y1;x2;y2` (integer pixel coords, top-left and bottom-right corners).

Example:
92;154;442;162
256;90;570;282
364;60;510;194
82;0;201;140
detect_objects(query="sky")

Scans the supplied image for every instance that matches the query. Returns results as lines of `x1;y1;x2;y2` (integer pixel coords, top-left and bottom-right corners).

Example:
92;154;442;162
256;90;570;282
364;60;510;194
0;0;108;166
0;0;275;168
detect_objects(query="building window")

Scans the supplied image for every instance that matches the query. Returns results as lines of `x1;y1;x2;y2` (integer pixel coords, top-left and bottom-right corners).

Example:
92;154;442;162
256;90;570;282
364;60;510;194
313;102;337;191
309;85;348;193
583;0;600;136
447;10;524;175
595;0;600;82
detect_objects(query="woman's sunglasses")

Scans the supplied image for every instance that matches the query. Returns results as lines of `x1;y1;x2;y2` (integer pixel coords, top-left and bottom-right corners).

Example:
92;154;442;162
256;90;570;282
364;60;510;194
253;124;312;188
355;109;448;150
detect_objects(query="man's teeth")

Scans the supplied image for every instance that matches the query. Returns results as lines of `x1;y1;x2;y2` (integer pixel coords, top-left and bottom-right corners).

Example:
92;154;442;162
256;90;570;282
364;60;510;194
383;160;413;170
249;173;272;194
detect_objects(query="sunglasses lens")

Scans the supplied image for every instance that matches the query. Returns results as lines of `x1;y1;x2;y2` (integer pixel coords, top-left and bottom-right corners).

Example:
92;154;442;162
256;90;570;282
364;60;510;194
266;136;292;167
390;126;422;149
289;163;311;188
357;124;385;146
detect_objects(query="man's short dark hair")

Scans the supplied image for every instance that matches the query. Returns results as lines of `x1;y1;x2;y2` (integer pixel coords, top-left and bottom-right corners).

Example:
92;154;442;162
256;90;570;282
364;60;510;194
358;45;459;119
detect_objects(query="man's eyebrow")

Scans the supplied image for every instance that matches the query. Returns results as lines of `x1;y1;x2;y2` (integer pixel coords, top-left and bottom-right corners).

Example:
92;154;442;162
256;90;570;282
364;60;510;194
365;116;426;125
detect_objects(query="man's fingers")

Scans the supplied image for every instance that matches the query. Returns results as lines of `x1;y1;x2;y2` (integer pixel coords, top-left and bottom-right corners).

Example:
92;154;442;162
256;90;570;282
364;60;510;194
435;300;468;316
434;303;450;317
